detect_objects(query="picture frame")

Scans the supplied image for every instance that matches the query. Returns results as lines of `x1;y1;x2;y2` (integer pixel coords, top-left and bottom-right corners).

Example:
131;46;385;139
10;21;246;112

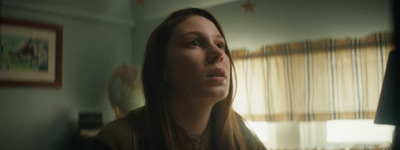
0;18;63;87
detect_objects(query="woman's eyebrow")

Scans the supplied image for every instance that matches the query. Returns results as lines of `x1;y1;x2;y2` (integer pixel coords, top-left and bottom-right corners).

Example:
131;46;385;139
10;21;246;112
215;34;225;41
179;32;202;39
180;32;224;41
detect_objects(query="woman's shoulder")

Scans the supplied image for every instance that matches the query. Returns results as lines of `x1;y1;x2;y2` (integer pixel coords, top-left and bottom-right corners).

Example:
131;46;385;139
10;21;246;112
234;112;267;150
92;107;146;150
97;107;145;137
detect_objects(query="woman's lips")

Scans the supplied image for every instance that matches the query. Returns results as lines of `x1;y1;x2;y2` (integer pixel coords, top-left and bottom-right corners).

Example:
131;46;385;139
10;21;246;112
206;68;226;80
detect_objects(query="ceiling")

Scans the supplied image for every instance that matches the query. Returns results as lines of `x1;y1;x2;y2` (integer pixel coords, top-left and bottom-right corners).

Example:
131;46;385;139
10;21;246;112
2;0;239;26
130;0;238;21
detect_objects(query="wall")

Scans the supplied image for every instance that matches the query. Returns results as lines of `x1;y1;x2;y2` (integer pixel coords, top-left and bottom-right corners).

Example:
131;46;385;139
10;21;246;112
0;0;134;149
209;0;393;51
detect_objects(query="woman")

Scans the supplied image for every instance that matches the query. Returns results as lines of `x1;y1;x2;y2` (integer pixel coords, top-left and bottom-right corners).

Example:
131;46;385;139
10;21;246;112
87;8;266;150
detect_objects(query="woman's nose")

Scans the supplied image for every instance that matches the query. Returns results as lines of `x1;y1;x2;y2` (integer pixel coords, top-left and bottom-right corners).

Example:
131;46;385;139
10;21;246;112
207;46;224;63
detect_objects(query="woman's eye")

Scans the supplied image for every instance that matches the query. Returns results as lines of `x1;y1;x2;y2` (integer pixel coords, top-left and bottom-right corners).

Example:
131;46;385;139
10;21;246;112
217;43;225;49
190;40;199;46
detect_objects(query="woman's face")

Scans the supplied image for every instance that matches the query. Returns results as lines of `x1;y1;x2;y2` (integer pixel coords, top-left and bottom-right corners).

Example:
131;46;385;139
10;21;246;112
165;15;231;106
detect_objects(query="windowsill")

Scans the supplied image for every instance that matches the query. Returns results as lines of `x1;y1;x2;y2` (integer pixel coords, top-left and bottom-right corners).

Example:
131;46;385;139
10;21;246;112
246;120;395;149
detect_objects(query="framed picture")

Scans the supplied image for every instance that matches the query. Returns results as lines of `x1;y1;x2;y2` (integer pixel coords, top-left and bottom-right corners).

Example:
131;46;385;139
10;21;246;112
0;18;63;87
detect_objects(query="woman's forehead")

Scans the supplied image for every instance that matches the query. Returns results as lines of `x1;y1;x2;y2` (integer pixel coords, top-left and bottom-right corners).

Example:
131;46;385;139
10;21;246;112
171;15;222;38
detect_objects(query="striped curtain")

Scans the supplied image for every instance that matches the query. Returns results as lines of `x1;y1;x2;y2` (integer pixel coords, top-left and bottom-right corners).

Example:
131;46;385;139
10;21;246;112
232;32;394;122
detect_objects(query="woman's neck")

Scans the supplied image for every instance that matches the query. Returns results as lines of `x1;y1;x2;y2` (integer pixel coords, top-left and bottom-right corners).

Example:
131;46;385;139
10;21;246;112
168;97;215;138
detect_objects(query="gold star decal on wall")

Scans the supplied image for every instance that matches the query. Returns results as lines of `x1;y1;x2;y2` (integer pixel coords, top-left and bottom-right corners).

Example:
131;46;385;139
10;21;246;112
242;0;255;14
137;0;144;5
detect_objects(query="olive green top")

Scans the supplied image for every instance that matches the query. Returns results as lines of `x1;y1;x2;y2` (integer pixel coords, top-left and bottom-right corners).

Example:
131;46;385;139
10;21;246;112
90;107;266;150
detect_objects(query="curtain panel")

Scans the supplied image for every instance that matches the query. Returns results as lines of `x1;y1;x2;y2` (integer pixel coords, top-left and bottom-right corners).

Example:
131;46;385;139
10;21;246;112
232;32;394;122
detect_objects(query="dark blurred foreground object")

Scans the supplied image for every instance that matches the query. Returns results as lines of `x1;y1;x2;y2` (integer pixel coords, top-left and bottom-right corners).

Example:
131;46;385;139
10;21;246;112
79;113;103;131
374;1;400;149
374;49;400;149
75;112;103;150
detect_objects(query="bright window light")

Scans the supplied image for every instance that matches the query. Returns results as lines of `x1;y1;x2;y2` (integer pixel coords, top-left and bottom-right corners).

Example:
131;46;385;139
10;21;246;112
327;120;394;143
245;121;268;143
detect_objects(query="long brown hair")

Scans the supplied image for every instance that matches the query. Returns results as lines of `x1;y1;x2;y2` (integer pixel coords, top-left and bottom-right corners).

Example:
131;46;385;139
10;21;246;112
141;8;257;150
